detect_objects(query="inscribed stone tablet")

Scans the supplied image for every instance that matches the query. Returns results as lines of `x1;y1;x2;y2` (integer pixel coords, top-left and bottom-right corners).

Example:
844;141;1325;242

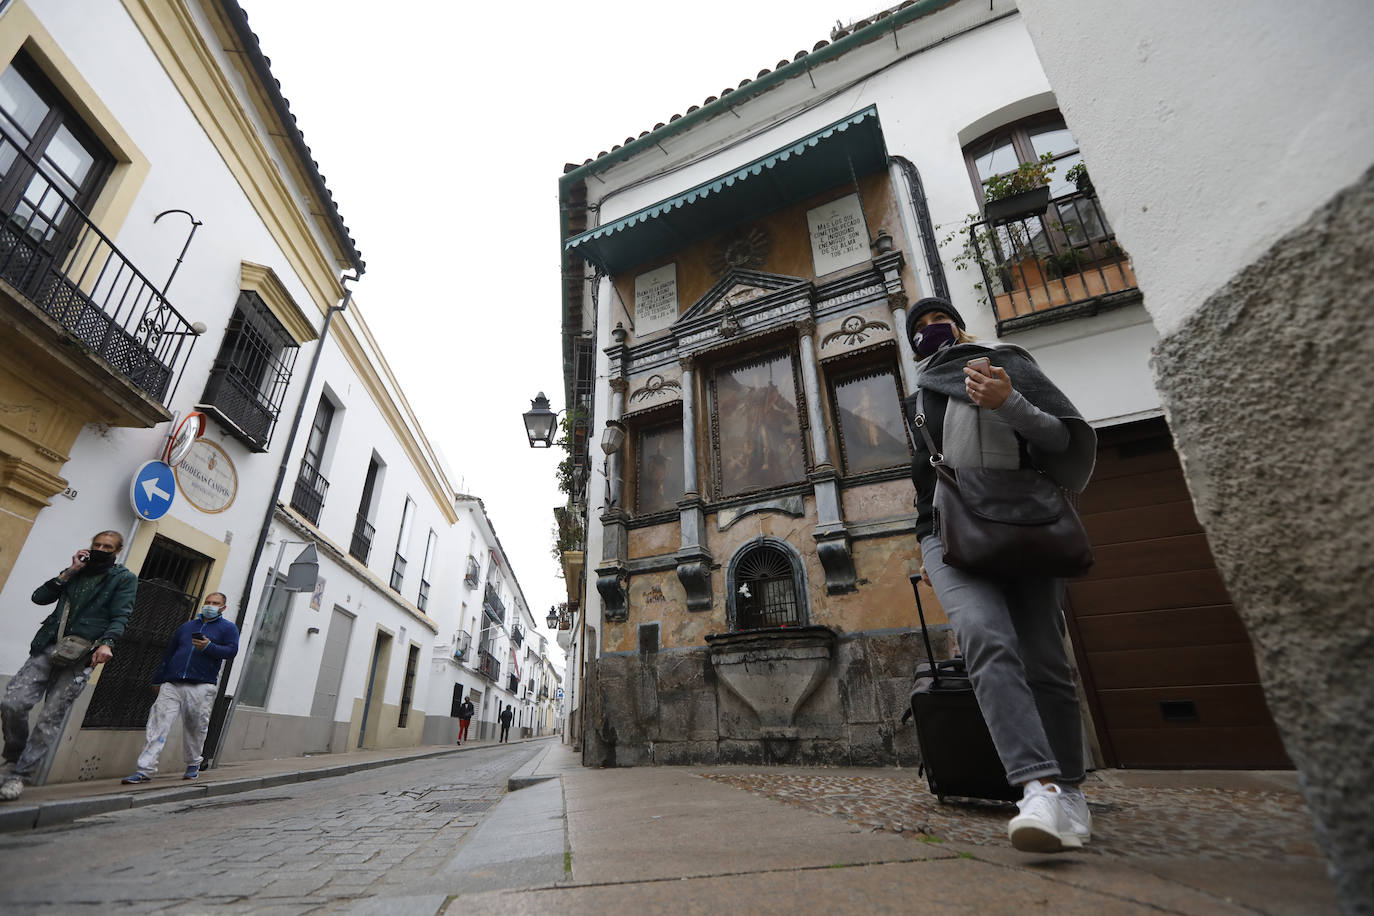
634;263;678;336
807;194;870;275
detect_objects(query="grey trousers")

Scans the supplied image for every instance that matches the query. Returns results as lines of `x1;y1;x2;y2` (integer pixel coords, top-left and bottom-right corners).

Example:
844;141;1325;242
1;645;93;780
921;534;1084;786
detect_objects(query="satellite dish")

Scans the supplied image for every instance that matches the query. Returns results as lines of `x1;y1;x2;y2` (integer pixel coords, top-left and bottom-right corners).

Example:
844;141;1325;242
164;411;207;468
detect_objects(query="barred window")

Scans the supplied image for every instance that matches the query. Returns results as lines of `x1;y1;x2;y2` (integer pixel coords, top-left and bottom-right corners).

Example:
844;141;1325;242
733;543;801;630
199;291;299;451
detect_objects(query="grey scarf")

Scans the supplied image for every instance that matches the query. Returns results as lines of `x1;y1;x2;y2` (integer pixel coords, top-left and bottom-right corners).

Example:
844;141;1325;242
915;343;1098;492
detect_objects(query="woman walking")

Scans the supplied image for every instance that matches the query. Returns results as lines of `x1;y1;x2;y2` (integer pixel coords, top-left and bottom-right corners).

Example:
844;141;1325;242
904;297;1097;852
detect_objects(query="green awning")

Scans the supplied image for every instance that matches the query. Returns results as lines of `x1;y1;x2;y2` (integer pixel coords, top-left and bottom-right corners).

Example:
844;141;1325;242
565;106;888;273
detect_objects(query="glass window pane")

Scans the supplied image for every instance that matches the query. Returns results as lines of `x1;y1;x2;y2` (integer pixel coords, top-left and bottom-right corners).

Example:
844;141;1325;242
1028;123;1078;159
42;124;95;187
1046;151;1082;199
970;133;1017;183
715;353;805;496
637;424;683;514
834;370;908;473
0;65;50;143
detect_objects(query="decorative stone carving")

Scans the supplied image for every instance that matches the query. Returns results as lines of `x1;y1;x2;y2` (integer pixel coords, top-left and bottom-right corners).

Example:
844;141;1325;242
596;565;629;622
705;626;837;739
716;495;805;531
886;291;909;310
675;551;714;612
814;529;857;595
708;226;771;277
630;374;682;403
608;377;629;394
821;314;890;348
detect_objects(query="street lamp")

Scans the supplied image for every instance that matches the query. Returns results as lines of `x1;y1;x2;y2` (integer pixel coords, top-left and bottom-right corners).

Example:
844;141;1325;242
546;605;560;630
522;392;559;448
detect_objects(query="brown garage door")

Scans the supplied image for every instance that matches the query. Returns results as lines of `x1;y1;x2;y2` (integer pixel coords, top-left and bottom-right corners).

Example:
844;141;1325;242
1066;418;1291;769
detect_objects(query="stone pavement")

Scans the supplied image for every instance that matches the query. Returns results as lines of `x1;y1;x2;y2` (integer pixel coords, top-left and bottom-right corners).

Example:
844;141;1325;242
0;736;1342;914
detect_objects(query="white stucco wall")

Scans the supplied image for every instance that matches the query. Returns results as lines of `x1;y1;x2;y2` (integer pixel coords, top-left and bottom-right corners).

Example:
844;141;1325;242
1015;0;1374;335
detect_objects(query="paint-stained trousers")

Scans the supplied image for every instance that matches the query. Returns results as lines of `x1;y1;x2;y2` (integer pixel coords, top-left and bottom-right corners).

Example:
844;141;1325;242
1;645;93;780
134;681;217;775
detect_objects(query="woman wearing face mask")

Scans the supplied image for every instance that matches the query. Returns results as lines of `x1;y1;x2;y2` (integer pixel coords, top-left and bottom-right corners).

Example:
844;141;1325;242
903;296;1098;853
122;592;239;784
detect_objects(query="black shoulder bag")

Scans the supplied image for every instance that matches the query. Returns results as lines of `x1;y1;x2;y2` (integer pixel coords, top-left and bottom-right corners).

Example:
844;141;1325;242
912;390;1093;579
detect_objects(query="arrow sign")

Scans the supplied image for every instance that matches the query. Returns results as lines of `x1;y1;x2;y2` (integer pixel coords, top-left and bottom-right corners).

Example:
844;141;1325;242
131;460;176;521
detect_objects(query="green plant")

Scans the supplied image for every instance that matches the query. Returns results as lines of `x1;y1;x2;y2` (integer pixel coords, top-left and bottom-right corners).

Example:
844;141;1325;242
982;152;1056;202
1064;162;1089;190
1043;248;1087;279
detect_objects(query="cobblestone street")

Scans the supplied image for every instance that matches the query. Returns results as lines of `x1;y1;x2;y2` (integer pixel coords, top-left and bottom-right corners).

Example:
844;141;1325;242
0;745;543;914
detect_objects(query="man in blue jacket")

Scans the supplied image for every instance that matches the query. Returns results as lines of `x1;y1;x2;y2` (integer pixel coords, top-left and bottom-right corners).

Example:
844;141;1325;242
121;591;238;784
1;530;137;802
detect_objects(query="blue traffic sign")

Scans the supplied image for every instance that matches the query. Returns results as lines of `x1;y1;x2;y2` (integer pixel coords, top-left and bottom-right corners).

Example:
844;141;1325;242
556;687;564;700
131;460;176;520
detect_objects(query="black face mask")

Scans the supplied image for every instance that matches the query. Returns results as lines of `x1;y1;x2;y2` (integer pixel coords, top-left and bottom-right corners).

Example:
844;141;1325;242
912;321;957;358
83;549;116;573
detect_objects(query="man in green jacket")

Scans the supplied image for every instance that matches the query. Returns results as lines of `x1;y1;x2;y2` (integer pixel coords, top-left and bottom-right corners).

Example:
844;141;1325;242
1;530;138;801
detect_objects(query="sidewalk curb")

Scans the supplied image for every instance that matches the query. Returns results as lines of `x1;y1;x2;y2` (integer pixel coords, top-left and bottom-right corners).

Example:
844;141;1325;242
507;742;555;792
0;738;550;834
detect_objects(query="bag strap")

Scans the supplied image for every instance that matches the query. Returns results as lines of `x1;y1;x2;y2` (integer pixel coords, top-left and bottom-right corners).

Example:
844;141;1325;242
55;582;73;642
909;573;941;689
911;389;943;466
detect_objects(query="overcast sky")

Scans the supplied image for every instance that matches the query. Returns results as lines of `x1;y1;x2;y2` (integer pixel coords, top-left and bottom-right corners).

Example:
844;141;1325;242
238;0;887;646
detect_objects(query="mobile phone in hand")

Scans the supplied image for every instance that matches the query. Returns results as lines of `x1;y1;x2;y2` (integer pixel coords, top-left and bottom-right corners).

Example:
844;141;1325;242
966;356;991;376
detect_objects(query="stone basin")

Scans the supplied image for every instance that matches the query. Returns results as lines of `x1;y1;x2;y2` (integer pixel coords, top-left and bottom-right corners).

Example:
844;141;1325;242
704;625;837;739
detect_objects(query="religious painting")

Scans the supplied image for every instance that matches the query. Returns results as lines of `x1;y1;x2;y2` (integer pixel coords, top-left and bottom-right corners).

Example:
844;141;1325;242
636;423;683;514
831;366;910;474
712;352;806;496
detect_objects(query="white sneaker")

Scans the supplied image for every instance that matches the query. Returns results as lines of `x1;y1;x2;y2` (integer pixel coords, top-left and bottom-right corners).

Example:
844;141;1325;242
0;775;23;801
1059;786;1092;843
1008;782;1083;852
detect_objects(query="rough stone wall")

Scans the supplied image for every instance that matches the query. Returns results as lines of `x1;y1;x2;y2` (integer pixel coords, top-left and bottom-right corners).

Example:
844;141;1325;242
581;627;956;769
1151;166;1374;914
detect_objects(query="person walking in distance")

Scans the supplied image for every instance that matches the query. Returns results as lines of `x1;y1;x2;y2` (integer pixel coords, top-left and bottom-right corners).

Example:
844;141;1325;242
1;531;138;801
456;695;475;745
498;704;514;743
121;592;239;784
904;298;1097;853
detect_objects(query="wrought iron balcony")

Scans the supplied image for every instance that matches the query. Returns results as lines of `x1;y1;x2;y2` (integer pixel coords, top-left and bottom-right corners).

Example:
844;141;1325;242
511;623;524;648
454;629;471;661
464;555;480;588
0;124;197;405
507;673;520;693
349;513;374;564
962;188;1139;332
289;458;329;525
477;647;500;682
483;582;505;624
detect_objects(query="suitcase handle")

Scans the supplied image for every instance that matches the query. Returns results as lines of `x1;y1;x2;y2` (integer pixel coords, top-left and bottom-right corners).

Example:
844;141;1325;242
910;574;941;689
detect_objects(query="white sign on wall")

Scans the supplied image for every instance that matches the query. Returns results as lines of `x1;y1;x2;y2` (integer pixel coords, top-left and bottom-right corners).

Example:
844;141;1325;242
807;193;870;275
175;438;237;514
633;262;678;336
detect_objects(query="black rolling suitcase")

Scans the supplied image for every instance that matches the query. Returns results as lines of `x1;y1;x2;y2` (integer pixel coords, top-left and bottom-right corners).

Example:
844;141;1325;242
909;574;1020;803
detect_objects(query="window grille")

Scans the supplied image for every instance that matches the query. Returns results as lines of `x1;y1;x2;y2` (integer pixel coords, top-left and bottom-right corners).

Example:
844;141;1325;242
398;644;419;728
199;291;299;450
734;544;800;630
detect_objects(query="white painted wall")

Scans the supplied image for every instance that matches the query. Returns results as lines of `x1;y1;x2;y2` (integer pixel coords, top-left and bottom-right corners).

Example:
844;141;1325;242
1015;0;1374;334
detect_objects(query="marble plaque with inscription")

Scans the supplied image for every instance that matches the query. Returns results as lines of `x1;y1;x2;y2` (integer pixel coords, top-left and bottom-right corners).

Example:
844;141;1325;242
807;193;870;276
634;263;678;336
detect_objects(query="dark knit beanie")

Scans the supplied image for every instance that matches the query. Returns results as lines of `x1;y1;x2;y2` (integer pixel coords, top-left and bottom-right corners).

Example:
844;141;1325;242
905;296;966;346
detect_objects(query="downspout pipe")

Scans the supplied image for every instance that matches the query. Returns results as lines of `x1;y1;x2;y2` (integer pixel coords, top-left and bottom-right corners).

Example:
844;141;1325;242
204;272;359;766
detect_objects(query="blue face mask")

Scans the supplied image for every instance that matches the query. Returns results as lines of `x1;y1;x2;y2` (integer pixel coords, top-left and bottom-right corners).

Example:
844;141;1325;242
199;605;223;620
912;321;957;358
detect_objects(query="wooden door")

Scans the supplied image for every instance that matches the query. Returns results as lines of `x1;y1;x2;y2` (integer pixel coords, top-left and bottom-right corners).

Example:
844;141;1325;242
1066;418;1291;768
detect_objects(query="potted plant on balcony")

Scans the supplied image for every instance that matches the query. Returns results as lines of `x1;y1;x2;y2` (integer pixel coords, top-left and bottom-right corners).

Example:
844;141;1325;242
982;152;1057;224
1064;162;1093;196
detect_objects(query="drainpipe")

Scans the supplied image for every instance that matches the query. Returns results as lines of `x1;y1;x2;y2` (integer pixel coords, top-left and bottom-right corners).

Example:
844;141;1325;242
203;272;358;766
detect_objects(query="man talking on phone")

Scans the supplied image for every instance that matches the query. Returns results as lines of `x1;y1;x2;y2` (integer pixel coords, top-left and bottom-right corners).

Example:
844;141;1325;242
121;591;238;784
1;530;138;801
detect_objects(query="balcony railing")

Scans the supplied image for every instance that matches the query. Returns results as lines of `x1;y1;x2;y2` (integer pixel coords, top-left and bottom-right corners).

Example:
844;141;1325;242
477;648;500;682
349;513;374;564
289;458;329;525
511;623;524;648
454;629;471;661
507;673;520;693
390;553;406;593
0;123;197;404
464;555;480;588
964;188;1139;331
483;582;505;624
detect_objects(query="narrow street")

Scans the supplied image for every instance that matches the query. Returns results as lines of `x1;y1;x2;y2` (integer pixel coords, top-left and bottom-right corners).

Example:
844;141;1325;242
0;743;561;914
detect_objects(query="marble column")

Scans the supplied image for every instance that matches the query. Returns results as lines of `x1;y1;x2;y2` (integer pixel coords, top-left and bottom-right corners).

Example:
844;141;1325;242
675;356;713;611
595;376;630;620
797;320;856;594
888;292;918;396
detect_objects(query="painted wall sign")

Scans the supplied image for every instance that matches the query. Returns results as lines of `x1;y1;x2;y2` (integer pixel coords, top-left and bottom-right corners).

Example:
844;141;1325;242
175;438;237;514
807;193;870;276
633;262;678;336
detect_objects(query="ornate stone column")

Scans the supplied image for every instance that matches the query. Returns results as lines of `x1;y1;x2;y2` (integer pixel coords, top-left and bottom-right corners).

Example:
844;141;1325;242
889;291;918;396
675;356;712;610
797;320;856;594
595;375;630;620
